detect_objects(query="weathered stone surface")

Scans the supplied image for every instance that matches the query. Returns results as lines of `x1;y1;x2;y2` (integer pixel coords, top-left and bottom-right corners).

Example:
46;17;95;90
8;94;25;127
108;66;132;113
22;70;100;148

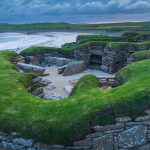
44;91;64;100
17;63;45;75
32;77;42;83
45;56;71;67
63;61;86;76
145;110;150;115
58;66;66;74
86;132;103;139
73;139;92;148
133;144;150;150
116;117;132;123
13;138;33;147
32;87;44;96
135;115;150;122
93;134;113;150
118;125;147;149
1;141;25;150
52;144;65;149
64;85;73;95
92;123;125;132
66;146;91;149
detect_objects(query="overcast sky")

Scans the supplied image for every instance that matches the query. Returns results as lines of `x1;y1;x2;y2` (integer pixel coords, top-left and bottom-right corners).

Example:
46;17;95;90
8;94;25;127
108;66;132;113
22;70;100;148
0;0;150;23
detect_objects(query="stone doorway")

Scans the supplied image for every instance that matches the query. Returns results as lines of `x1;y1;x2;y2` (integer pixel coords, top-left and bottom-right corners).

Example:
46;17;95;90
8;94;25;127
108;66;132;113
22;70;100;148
89;54;102;69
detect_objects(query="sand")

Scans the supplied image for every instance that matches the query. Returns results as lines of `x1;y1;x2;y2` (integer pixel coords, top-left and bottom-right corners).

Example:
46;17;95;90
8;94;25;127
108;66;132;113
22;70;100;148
0;32;90;53
42;66;115;98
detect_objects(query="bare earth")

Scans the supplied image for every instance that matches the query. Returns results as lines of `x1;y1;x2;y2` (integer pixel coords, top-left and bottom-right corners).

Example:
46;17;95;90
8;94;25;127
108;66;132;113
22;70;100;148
42;66;114;98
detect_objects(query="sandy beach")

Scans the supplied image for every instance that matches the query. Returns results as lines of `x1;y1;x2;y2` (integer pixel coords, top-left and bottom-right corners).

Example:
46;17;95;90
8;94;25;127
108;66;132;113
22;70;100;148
42;66;114;98
0;31;90;53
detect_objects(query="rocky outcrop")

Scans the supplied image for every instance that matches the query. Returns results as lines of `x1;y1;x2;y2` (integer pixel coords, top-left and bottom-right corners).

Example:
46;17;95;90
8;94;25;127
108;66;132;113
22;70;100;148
17;63;45;75
63;61;86;76
1;110;150;150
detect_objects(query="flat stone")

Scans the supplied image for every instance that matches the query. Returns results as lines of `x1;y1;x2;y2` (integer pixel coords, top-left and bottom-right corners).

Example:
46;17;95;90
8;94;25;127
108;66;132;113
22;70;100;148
118;125;147;149
86;132;103;139
32;77;42;83
144;110;150;115
133;144;150;150
93;133;113;150
135;115;150;122
66;146;91;149
73;139;92;148
1;141;25;150
125;122;141;128
92;123;125;132
52;145;65;149
116;117;132;123
13;138;33;147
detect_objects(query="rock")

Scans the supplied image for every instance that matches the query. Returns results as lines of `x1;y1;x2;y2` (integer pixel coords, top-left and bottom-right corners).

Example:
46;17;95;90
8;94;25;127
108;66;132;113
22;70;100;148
46;85;56;91
93;133;113;150
45;56;71;67
115;117;132;123
63;61;86;76
1;141;25;150
145;110;150;115
64;86;73;95
134;144;150;150
41;79;52;85
11;132;20;137
32;87;44;96
32;77;42;83
17;63;45;75
58;66;66;74
52;145;65;149
13;138;33;147
92;123;125;132
86;132;103;139
15;56;25;63
118;125;147;149
44;91;64;100
135;115;150;122
73;139;92;148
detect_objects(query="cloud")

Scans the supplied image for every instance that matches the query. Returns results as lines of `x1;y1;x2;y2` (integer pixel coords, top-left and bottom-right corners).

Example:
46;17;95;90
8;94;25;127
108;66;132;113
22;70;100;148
0;0;149;23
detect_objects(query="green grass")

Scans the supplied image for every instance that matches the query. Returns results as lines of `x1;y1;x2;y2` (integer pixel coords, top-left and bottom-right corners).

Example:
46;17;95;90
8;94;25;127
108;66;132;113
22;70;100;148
77;32;150;43
20;46;74;56
0;51;150;145
0;22;150;31
130;50;150;60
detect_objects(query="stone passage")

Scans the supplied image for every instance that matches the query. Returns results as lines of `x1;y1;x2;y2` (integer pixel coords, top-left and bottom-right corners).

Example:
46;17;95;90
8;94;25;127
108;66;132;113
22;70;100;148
1;110;150;150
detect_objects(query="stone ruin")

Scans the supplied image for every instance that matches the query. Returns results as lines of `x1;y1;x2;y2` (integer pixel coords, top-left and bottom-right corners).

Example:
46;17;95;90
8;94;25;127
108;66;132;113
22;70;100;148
1;110;150;150
74;43;150;73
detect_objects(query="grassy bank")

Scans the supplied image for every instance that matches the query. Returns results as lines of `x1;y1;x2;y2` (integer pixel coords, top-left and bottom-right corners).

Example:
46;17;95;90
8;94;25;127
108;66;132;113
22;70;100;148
130;50;150;60
0;51;150;145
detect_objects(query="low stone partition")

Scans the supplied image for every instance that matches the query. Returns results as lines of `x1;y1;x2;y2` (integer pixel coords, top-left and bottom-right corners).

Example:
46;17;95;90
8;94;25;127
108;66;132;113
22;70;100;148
1;110;150;150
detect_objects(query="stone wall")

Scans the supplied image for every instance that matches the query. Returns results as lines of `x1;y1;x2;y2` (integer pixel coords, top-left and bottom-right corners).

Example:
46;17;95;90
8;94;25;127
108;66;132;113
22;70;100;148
74;43;150;73
1;110;150;150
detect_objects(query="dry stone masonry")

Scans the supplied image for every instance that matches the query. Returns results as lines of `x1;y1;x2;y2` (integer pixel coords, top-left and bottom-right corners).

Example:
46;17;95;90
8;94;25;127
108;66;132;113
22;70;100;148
1;110;150;150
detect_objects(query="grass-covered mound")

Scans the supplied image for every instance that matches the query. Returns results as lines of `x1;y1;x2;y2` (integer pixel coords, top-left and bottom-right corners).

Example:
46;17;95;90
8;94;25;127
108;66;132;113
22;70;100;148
0;51;150;145
130;50;150;61
21;41;150;56
20;46;75;56
77;32;150;43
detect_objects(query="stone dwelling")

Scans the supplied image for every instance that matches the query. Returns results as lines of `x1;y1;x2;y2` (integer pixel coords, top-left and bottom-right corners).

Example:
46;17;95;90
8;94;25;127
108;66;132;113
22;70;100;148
74;43;150;73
